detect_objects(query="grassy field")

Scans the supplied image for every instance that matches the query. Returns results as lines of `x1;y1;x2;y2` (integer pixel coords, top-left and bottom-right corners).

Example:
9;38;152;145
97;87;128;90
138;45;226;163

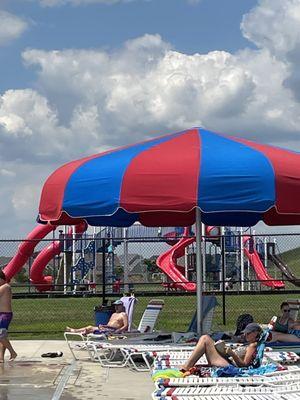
9;292;300;339
7;240;300;339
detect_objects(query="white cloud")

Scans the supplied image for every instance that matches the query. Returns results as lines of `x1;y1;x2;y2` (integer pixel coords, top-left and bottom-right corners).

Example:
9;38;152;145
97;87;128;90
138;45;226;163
2;0;300;236
241;0;300;57
12;183;41;221
0;11;28;46
0;169;16;178
19;30;300;153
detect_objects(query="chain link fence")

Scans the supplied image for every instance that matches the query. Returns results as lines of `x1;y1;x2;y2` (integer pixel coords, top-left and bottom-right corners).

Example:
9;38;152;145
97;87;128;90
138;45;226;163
0;228;300;337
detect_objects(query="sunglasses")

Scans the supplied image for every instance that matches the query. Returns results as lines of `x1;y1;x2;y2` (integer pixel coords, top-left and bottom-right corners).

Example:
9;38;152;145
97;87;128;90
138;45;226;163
282;309;290;312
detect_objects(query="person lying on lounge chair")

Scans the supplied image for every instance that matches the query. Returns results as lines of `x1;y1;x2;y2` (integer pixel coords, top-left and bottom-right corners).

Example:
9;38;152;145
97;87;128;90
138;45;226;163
181;323;263;372
66;300;128;335
269;302;300;342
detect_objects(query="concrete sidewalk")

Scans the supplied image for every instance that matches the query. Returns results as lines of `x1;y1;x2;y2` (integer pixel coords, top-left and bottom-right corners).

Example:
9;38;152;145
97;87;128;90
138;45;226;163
0;340;154;400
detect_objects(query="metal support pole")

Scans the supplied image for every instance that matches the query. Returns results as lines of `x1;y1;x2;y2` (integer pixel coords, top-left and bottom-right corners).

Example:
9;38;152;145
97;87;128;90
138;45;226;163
93;227;97;291
240;227;244;291
102;238;106;305
52;229;56;285
72;225;76;293
195;208;203;335
63;226;67;294
123;228;129;293
201;223;206;291
264;236;268;270
221;226;226;326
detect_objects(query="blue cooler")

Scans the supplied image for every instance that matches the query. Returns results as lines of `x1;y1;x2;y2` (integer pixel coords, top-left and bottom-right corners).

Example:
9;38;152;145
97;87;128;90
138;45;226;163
94;305;114;325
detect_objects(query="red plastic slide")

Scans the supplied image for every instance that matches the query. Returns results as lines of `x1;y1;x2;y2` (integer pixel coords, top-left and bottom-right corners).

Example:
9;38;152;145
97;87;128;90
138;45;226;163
30;221;87;291
156;228;196;291
3;224;56;281
243;237;285;289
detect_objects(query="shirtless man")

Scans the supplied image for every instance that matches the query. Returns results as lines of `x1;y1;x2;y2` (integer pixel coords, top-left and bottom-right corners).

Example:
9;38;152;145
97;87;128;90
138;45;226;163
66;300;128;334
0;270;17;362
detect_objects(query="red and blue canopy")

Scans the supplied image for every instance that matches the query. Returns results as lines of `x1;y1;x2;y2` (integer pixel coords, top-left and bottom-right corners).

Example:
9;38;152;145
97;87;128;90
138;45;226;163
38;128;300;227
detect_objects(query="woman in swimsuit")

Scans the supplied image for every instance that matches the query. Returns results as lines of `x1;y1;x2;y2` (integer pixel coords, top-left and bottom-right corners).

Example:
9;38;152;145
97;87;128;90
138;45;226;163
181;323;262;372
271;302;300;342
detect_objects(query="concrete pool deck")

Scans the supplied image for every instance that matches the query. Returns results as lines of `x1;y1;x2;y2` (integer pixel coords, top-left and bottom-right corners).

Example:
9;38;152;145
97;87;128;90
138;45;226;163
0;340;154;399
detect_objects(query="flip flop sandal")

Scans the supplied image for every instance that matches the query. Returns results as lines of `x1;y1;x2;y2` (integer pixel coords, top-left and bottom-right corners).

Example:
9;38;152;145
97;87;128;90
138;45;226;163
41;352;63;358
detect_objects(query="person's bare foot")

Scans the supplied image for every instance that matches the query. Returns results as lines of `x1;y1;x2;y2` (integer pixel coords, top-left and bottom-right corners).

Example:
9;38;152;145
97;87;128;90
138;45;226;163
66;327;73;332
8;352;17;361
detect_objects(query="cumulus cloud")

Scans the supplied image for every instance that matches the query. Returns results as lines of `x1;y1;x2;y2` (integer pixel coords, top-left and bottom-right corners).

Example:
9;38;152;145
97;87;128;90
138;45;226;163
241;0;300;57
2;0;300;236
241;0;300;104
17;28;300;155
0;11;28;45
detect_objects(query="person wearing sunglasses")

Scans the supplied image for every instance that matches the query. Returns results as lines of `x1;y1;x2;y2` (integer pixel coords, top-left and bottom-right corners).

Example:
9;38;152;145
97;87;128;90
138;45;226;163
180;323;263;374
271;301;300;342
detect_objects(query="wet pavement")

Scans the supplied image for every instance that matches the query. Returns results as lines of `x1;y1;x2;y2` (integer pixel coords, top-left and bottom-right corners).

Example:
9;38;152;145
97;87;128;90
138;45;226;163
0;340;154;400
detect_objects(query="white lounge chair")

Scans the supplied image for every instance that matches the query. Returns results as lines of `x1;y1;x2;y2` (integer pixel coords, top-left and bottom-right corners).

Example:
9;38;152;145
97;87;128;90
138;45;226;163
64;294;137;360
154;371;300;389
152;394;300;400
90;297;218;370
152;381;300;399
91;343;196;371
65;298;164;361
287;298;300;321
187;295;217;335
135;299;164;333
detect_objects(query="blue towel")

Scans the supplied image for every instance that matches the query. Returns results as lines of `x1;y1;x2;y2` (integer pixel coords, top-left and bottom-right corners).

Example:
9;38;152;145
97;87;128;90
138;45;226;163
288;329;300;338
212;363;279;377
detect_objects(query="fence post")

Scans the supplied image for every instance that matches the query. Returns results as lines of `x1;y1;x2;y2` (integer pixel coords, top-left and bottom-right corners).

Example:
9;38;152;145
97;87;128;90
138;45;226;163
102;238;106;305
221;227;226;326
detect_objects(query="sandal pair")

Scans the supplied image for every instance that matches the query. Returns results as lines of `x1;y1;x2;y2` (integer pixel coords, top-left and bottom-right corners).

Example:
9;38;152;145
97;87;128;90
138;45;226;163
41;352;63;358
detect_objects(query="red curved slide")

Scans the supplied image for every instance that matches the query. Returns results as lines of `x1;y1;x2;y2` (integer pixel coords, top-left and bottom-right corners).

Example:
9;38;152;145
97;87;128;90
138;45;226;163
243;237;285;289
30;221;87;291
156;228;196;291
3;224;56;281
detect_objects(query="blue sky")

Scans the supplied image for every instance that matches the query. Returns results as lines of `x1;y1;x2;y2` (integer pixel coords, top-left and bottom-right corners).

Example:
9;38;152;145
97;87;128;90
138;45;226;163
1;0;256;92
1;0;300;237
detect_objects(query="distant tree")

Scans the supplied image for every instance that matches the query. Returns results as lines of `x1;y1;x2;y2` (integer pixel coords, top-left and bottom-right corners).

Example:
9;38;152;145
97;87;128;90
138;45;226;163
143;258;159;273
13;268;28;283
114;265;123;279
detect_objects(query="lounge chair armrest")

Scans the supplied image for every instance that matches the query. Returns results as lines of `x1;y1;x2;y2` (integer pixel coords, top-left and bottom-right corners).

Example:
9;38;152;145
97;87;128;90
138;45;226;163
64;331;86;341
87;333;107;341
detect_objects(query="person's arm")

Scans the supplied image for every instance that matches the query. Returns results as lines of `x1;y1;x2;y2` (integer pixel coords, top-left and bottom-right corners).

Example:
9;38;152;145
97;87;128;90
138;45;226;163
226;343;256;367
288;318;300;329
115;313;128;333
0;284;6;297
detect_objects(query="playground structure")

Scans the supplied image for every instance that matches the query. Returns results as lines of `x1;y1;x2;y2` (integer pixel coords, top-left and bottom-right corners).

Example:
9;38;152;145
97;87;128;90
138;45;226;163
155;226;300;291
2;222;300;292
3;224;124;293
29;221;88;291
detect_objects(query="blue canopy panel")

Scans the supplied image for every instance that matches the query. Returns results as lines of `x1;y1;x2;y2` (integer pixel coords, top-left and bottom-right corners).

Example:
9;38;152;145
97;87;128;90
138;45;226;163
198;129;275;213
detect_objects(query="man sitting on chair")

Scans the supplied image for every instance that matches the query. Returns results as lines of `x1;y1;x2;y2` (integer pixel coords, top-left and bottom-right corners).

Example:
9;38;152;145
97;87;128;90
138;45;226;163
66;300;128;335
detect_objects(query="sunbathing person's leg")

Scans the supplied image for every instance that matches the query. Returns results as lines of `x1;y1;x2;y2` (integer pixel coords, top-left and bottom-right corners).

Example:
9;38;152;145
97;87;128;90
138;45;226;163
66;325;96;334
271;331;300;342
181;335;229;371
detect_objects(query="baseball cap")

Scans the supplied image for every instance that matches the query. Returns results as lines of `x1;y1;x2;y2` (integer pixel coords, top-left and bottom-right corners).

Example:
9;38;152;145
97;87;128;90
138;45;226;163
113;300;123;305
242;322;262;334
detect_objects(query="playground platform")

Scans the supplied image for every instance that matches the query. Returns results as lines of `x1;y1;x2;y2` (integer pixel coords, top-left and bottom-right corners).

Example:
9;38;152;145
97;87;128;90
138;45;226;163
0;339;153;399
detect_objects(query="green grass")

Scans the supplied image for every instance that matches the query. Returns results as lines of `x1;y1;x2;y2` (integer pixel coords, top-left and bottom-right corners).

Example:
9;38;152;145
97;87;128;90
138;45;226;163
8;242;300;339
9;292;300;339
